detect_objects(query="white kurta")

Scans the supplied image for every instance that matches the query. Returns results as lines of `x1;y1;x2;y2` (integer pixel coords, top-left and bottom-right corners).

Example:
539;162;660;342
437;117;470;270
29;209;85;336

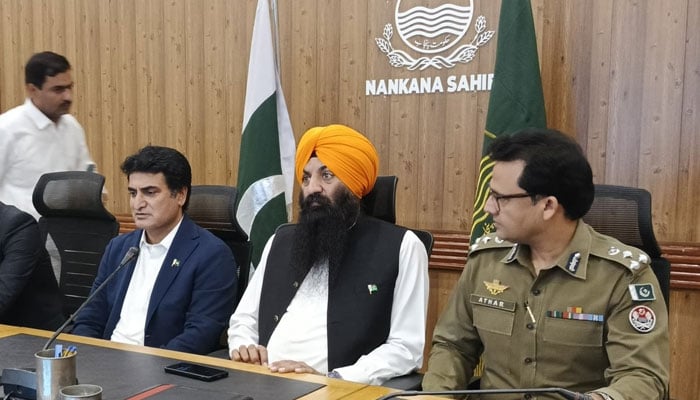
228;229;429;385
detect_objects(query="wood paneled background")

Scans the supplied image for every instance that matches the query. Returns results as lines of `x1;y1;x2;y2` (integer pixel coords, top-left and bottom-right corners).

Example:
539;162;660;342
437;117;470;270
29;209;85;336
1;0;698;398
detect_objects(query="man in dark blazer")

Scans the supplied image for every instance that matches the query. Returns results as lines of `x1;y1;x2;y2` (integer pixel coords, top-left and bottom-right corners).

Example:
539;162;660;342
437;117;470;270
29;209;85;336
72;146;237;355
0;202;65;329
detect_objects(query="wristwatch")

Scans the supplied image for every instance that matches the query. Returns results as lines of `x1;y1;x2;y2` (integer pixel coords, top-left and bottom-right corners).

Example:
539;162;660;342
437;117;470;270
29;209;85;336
592;392;613;400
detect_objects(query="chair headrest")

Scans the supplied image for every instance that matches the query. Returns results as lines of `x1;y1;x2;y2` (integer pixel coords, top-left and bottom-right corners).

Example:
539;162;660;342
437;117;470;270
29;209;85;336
362;176;398;224
32;171;115;220
583;184;661;257
187;185;248;242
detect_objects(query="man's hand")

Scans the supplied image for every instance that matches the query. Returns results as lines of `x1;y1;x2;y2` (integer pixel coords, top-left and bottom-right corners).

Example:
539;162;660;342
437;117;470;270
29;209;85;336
268;360;321;375
231;344;268;365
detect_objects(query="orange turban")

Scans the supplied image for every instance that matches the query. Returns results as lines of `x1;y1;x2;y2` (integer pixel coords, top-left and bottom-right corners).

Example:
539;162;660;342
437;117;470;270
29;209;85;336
295;124;379;198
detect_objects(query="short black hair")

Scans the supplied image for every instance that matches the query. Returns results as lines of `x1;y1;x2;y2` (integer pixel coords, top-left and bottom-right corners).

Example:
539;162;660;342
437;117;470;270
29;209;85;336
121;146;192;210
25;51;71;89
488;128;594;220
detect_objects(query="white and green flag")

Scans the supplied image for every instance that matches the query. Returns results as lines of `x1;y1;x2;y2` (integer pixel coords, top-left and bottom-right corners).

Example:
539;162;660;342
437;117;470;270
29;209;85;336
236;0;295;268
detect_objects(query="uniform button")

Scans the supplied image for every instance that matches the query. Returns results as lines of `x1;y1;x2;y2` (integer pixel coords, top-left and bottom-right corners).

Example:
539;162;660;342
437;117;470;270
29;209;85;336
532;289;541;295
524;357;533;364
526;323;535;330
273;315;279;322
293;281;299;288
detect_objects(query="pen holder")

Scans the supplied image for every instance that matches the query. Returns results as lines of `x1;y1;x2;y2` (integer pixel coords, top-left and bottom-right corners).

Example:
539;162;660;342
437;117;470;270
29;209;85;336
60;384;102;400
35;348;78;400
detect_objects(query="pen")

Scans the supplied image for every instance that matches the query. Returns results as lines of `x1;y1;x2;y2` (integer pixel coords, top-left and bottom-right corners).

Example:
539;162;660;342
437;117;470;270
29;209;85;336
65;345;77;357
55;344;63;358
525;302;536;324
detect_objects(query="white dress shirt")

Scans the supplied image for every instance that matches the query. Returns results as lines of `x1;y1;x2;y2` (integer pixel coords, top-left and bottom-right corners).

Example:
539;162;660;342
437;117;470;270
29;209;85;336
111;217;183;345
228;229;429;385
0;99;94;219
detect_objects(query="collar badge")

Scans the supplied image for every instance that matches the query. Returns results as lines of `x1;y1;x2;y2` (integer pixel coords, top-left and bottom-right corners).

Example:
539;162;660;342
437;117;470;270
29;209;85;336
567;252;581;273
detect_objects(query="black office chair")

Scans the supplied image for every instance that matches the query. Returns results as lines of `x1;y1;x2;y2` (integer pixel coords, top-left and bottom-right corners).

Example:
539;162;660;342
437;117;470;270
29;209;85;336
363;176;433;390
582;184;671;308
187;185;252;306
32;171;119;317
362;175;399;224
362;175;434;255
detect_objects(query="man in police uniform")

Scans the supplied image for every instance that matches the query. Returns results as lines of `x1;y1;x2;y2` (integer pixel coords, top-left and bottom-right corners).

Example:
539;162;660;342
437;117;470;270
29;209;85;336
423;129;668;399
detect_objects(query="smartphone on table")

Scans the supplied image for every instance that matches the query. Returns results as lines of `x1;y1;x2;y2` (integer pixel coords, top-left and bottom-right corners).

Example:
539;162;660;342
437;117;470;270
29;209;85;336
164;362;229;382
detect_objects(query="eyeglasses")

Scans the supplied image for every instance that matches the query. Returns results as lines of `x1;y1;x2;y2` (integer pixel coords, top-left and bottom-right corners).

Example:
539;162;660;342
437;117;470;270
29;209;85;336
487;188;536;213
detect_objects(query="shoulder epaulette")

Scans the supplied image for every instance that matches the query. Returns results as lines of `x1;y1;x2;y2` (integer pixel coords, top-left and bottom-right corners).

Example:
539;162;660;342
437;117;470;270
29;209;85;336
588;230;651;275
469;233;515;255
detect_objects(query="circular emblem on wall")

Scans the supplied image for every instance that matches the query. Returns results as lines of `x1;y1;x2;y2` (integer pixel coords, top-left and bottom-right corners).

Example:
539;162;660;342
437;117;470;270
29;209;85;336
395;0;474;54
628;305;656;333
374;0;493;70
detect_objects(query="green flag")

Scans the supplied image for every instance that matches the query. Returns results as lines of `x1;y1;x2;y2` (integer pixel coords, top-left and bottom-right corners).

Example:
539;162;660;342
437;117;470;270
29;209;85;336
470;0;547;244
236;0;295;268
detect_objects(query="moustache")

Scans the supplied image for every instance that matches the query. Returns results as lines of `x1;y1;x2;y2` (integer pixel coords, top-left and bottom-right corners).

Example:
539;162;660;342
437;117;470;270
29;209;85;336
301;193;332;210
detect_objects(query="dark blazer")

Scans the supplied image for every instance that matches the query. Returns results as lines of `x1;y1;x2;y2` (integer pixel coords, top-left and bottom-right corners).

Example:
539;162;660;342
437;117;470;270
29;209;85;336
0;202;65;329
72;215;237;355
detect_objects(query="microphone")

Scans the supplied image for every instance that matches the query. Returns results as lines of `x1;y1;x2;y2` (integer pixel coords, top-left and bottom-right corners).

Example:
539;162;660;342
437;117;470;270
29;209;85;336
42;246;140;350
376;387;594;400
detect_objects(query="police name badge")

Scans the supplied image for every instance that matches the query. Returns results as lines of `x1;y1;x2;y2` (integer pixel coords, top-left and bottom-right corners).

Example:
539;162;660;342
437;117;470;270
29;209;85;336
628;283;656;301
629;305;656;333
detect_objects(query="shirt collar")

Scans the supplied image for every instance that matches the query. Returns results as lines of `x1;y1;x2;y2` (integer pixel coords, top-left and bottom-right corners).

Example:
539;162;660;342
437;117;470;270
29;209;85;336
24;98;56;130
551;221;591;279
501;221;592;279
138;216;184;251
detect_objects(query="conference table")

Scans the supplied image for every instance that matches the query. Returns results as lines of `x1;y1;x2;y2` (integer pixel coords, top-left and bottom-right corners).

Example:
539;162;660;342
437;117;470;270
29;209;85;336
0;325;439;400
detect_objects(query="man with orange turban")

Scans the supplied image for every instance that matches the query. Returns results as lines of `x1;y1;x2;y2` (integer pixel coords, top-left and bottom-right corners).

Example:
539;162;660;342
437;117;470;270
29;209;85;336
228;124;429;385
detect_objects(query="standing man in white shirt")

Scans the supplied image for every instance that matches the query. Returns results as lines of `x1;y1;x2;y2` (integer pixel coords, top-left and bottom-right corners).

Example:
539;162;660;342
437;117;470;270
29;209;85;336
228;124;429;385
0;51;96;220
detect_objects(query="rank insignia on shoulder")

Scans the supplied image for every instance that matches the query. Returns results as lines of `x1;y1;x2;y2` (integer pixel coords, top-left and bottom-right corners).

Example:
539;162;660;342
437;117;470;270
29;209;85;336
629;305;656;333
484;279;509;295
608;246;620;256
470;234;512;253
628;283;656;301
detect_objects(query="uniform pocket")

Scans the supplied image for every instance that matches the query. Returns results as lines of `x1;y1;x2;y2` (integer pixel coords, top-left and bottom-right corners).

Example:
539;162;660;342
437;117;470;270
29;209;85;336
542;316;603;347
473;303;515;336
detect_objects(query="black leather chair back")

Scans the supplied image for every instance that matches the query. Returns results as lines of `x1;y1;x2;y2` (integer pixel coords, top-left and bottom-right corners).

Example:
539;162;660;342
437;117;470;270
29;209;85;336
32;171;119;317
187;185;252;305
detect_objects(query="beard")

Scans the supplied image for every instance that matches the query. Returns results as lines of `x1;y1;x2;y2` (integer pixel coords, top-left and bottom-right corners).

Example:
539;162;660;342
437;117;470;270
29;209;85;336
290;187;361;286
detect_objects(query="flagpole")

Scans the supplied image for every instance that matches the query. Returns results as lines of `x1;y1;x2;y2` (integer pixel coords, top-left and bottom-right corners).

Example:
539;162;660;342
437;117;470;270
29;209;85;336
271;0;281;74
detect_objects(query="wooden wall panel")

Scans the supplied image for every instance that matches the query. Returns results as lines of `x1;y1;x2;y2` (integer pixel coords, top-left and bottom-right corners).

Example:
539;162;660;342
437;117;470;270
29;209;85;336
1;1;698;397
638;0;687;240
677;0;700;242
669;289;700;398
1;0;697;241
